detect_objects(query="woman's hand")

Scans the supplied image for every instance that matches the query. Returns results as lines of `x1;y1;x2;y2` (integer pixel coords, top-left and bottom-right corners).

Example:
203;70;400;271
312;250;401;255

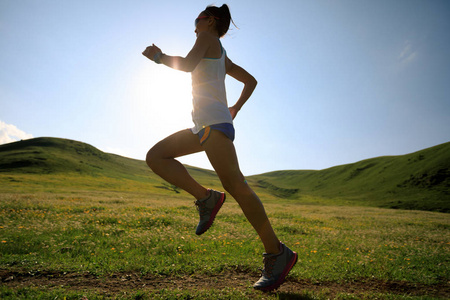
142;44;162;61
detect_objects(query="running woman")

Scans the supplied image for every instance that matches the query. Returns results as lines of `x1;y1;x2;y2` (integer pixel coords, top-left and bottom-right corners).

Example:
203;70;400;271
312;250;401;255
142;4;297;291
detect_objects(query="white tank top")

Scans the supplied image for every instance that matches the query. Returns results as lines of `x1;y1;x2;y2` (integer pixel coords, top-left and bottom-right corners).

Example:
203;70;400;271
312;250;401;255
191;41;233;134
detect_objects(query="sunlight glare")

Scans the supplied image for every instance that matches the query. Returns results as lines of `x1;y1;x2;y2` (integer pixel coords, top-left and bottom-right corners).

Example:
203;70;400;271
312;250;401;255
128;66;193;139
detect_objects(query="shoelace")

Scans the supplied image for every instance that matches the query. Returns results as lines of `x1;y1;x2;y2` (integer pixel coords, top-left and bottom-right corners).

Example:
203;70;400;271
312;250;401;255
194;200;209;216
260;256;276;278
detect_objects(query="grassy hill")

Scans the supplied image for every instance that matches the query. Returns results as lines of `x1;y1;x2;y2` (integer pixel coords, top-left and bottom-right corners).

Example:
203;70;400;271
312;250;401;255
0;137;221;194
253;142;450;212
0;137;448;212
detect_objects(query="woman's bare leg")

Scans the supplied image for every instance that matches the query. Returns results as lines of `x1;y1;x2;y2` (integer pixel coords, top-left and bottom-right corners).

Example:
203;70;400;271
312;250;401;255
202;130;280;254
146;129;209;200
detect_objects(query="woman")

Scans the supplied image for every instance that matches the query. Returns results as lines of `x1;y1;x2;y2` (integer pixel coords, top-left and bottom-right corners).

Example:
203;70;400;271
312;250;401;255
142;4;297;291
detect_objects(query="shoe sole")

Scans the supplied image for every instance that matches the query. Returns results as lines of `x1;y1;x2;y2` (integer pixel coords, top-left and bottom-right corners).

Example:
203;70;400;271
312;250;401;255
196;192;226;235
255;251;298;292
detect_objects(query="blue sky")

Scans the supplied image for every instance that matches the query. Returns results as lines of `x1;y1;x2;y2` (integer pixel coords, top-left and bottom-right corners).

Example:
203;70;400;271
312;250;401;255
1;0;449;175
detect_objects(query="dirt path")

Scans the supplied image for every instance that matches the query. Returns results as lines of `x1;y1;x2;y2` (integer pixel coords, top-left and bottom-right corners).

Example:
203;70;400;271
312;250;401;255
1;270;448;299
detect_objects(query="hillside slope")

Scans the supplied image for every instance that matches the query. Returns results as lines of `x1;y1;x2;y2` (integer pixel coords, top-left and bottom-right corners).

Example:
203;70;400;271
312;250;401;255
0;137;448;212
0;137;155;182
0;137;223;193
253;142;450;212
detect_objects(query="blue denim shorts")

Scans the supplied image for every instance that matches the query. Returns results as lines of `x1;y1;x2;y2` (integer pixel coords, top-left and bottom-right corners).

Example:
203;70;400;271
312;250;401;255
196;123;235;145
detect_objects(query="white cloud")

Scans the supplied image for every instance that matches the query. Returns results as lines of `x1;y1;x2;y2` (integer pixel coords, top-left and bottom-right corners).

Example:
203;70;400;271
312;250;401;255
399;40;418;65
0;120;33;145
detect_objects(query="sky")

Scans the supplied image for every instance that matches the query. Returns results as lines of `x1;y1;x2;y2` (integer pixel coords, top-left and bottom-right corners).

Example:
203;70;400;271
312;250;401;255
1;0;449;175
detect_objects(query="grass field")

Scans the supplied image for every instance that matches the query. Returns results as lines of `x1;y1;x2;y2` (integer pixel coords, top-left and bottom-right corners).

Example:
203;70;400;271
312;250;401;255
1;137;449;212
0;189;448;299
0;138;449;299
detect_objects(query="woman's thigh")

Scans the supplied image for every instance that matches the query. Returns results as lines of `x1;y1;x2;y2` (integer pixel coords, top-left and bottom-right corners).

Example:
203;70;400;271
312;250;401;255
201;130;246;191
148;129;204;160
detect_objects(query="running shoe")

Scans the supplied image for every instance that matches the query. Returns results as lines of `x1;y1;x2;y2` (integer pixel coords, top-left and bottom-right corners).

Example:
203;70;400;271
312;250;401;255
194;189;225;235
253;242;298;292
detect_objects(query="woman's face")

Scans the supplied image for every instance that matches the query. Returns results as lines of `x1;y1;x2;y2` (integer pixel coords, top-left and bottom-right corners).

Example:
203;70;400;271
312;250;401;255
194;13;214;36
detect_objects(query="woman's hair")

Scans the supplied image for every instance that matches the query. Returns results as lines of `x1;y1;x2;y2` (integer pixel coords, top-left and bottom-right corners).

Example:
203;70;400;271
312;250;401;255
202;4;235;37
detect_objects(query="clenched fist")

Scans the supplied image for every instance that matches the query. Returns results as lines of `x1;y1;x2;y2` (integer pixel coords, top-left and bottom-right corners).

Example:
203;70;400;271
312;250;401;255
142;44;162;61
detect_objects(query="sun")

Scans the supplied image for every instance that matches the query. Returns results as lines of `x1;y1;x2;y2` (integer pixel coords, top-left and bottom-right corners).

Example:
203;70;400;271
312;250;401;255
129;65;193;135
121;62;213;169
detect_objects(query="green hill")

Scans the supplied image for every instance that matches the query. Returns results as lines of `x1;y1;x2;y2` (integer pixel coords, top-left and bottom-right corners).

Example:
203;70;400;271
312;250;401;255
0;137;449;212
252;142;450;212
0;137;221;194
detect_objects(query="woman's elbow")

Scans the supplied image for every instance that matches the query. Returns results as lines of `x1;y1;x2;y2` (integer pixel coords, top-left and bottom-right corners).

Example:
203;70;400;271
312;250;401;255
248;76;257;88
173;58;196;72
183;63;196;72
179;64;194;73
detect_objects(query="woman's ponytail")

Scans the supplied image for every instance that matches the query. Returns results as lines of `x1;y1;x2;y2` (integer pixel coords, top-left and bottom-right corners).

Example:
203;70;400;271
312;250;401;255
204;4;236;37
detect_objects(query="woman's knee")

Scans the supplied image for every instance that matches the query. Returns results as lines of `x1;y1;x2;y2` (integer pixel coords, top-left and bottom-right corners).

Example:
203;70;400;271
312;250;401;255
146;146;161;170
222;179;253;199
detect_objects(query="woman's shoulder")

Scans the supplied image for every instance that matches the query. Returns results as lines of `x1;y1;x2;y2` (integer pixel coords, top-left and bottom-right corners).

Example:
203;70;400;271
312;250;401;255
196;32;222;59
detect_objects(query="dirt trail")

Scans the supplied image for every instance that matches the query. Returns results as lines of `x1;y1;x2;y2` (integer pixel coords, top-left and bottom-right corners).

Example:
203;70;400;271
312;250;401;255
1;270;448;299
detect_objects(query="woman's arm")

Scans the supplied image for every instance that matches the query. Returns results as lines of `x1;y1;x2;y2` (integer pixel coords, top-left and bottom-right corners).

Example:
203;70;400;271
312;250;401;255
225;56;257;119
142;32;211;72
